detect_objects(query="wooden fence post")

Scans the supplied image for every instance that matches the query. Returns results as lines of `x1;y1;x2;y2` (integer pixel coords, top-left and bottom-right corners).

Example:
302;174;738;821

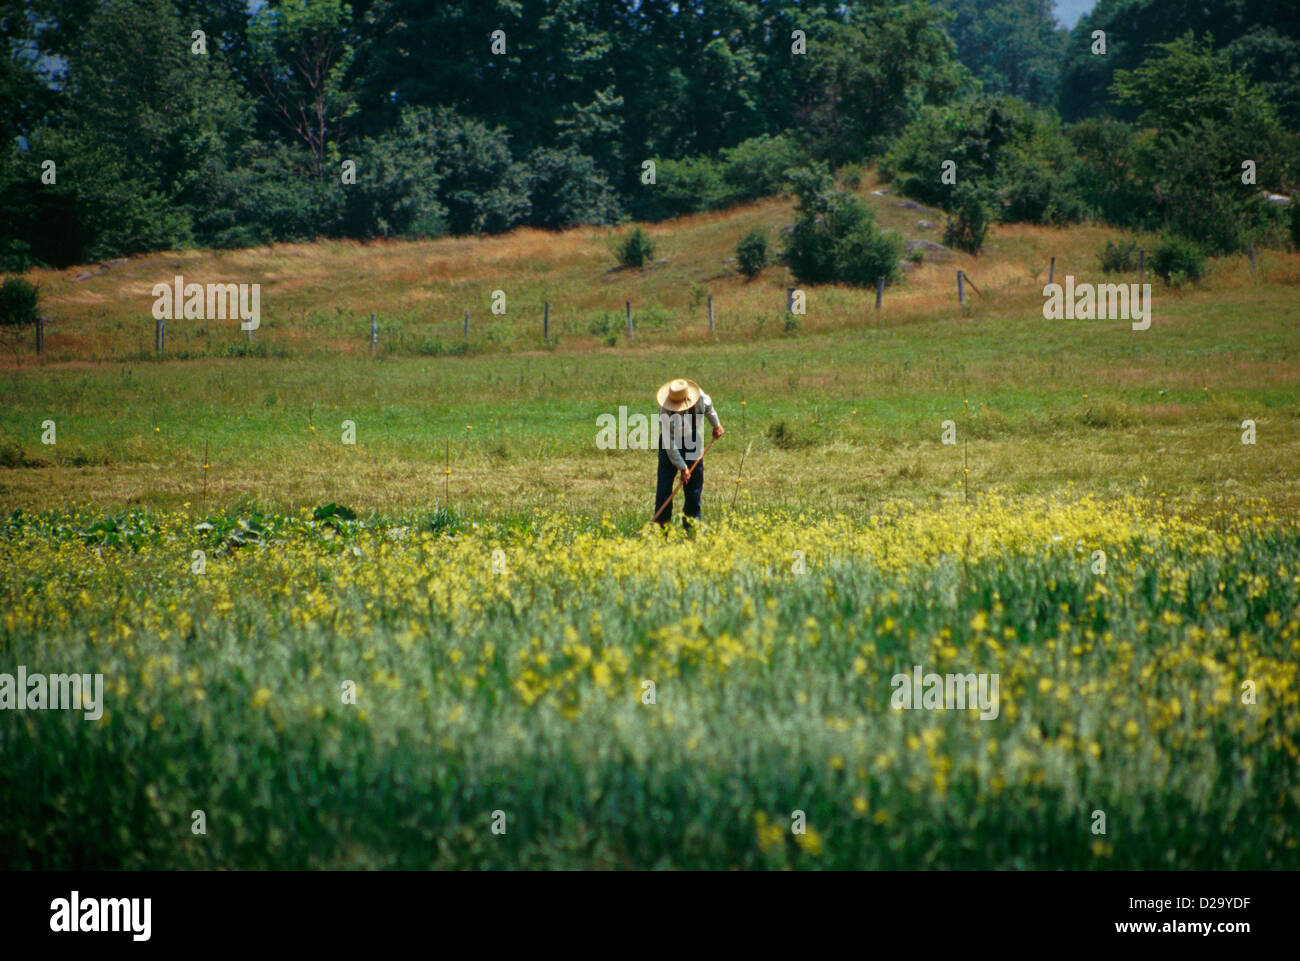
626;301;633;338
155;317;164;353
370;313;378;353
1048;256;1055;285
543;301;550;343
786;287;795;312
463;309;470;337
875;276;884;310
707;295;714;334
957;270;965;305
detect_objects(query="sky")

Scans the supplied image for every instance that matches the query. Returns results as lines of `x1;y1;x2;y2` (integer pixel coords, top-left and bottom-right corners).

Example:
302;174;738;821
1053;0;1099;28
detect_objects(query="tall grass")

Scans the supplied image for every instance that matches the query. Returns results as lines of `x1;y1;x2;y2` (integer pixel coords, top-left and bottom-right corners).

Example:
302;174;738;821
1;498;1296;868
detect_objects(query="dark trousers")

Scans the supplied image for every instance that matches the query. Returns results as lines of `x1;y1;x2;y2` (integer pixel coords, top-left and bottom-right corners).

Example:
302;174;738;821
655;448;703;527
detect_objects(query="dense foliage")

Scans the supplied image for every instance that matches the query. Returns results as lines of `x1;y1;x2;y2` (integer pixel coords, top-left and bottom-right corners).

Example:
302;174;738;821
0;275;38;327
0;0;1296;268
883;37;1297;254
736;228;770;279
1060;0;1300;128
783;164;902;286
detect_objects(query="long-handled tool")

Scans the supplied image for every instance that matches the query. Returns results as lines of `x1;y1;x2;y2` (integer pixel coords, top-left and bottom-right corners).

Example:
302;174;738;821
651;434;721;525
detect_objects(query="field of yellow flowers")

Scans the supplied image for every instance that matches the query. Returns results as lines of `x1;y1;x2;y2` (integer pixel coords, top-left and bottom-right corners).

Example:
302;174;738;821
1;495;1297;869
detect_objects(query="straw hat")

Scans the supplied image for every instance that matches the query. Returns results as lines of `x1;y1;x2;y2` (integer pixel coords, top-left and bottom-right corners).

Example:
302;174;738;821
657;378;701;412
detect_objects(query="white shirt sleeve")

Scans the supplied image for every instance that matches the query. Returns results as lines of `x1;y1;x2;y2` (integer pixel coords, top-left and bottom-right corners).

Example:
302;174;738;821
699;392;721;428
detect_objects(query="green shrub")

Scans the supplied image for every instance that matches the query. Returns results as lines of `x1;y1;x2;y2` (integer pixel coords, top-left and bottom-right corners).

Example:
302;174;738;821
782;164;901;287
943;185;991;255
1066;117;1154;229
340;107;448;239
0;276;39;329
1098;239;1140;273
524;145;623;230
636;136;807;222
412;337;469;357
649;156;727;218
616;227;655;269
839;163;867;190
587;312;617;338
736;229;769;279
1151;236;1206;286
882;96;1086;226
834;223;904;287
719;135;806;203
998;156;1089;225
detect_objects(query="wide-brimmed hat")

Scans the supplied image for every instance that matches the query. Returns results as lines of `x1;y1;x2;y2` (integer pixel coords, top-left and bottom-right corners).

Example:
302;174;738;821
657;378;701;412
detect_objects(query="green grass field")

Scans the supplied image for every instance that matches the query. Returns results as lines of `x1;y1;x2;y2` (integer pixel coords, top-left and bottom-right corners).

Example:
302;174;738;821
2;185;1298;869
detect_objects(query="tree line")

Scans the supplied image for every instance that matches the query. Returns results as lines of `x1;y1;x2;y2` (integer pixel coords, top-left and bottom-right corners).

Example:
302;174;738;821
0;0;1297;272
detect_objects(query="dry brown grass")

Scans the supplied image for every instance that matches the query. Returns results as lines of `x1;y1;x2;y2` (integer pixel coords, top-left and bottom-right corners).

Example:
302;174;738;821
20;166;1293;365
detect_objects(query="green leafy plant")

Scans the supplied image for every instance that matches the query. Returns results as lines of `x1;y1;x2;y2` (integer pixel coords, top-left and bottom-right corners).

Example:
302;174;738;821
943;185;991;255
736;229;769;279
0;276;39;330
782;164;902;287
1151;236;1206;286
616;227;655;269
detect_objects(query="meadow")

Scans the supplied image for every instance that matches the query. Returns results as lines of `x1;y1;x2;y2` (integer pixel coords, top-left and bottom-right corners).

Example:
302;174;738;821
2;177;1299;869
3;174;1299;518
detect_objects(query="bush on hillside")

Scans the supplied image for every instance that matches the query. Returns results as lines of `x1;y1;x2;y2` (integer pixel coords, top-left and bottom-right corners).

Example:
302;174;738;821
524;145;624;230
998;155;1090;225
647;156;728;219
943;184;992;255
782;164;902;286
736;229;769;279
1110;36;1299;256
0;276;39;329
616;227;655;269
1151;236;1206;286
